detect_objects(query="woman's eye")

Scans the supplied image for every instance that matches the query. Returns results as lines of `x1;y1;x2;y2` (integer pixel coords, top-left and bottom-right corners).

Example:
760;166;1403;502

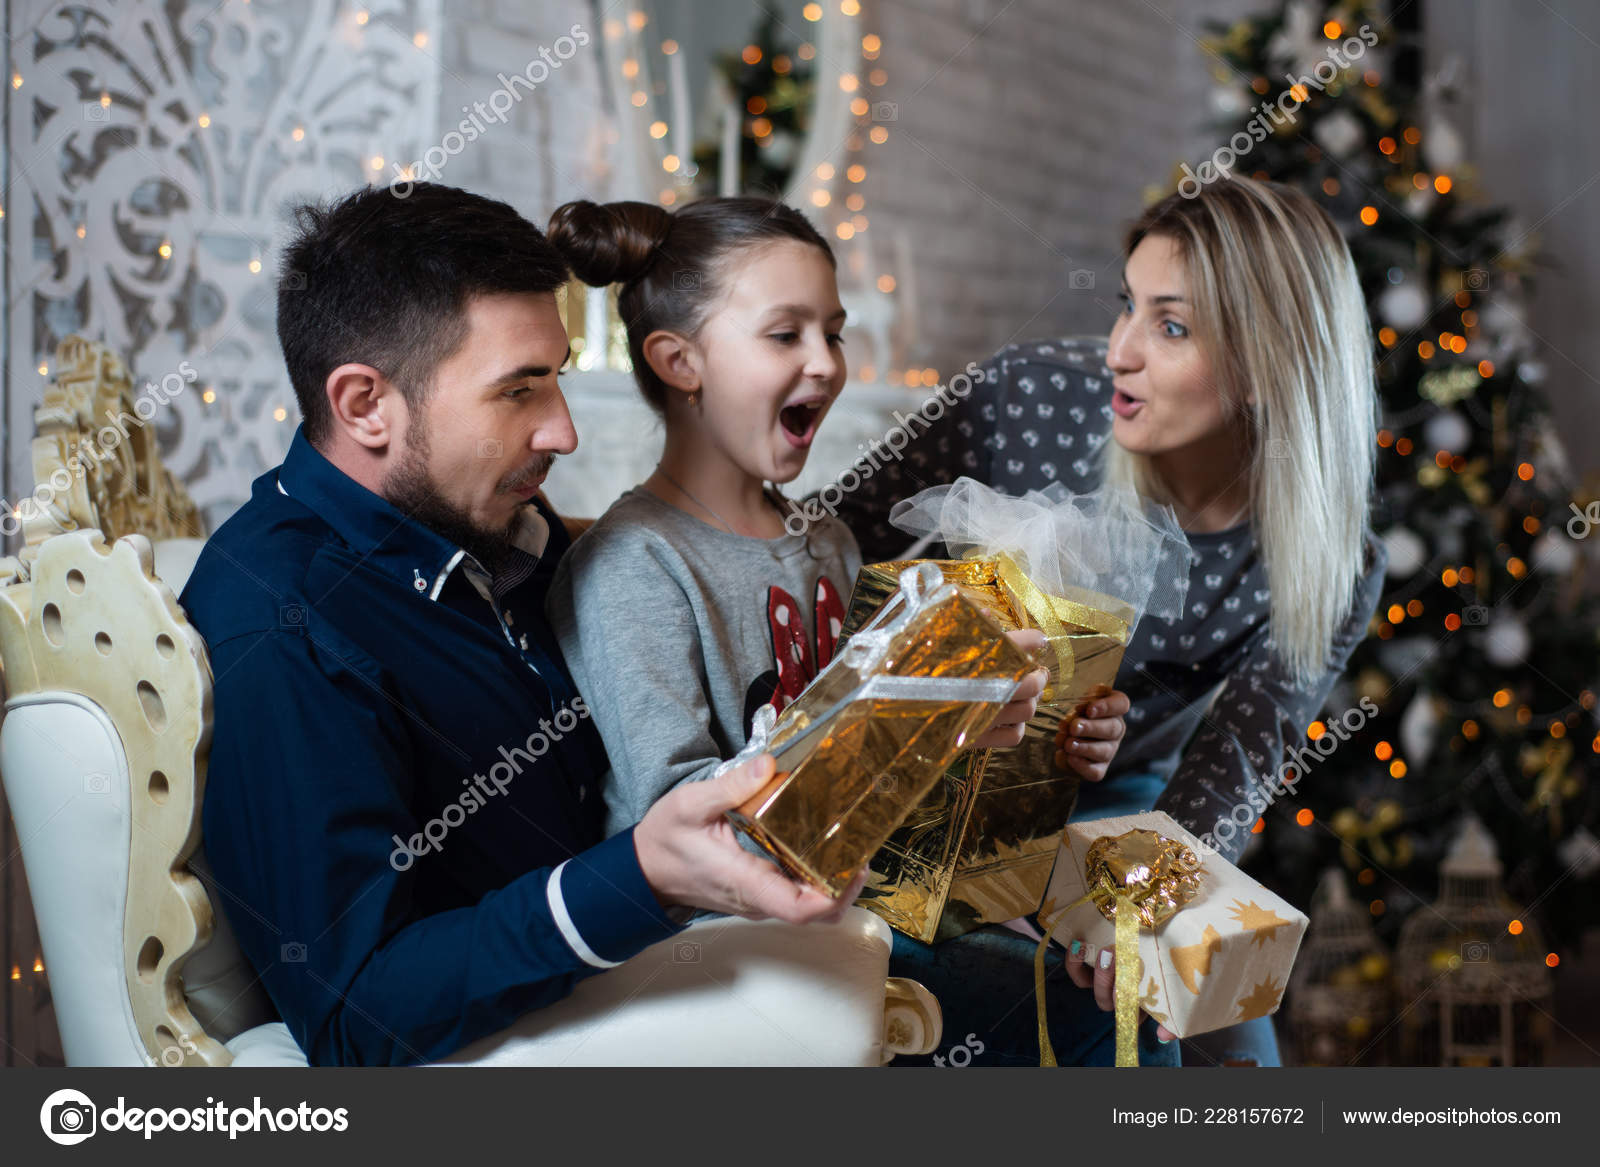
1160;319;1188;339
770;332;799;344
827;332;845;346
504;385;533;399
1118;294;1134;314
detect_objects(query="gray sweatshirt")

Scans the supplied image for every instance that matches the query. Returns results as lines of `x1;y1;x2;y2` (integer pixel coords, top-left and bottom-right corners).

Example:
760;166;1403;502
546;487;862;838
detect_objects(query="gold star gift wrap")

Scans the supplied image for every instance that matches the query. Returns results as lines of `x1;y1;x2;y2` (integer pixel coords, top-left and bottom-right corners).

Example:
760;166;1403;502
1037;811;1309;1041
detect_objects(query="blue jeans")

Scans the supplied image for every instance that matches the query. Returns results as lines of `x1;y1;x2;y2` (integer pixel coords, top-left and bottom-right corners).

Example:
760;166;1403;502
1071;771;1282;1068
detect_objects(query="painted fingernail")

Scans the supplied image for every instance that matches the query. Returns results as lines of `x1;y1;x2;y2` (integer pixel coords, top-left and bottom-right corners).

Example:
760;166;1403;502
1068;939;1084;959
1098;949;1114;970
1158;1033;1174;1044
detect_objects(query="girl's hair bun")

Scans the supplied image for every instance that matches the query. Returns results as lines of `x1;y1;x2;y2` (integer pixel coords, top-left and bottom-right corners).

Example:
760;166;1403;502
546;199;673;287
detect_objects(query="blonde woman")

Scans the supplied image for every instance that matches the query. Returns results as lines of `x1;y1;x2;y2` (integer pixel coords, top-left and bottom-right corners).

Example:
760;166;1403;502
839;177;1386;1066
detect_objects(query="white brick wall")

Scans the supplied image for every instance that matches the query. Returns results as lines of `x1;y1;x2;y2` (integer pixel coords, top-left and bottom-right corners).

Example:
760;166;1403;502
857;0;1256;374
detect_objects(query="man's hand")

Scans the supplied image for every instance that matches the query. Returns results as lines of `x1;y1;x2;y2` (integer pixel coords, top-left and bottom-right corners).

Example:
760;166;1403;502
1052;690;1130;781
1062;935;1177;1043
971;629;1050;749
634;754;867;923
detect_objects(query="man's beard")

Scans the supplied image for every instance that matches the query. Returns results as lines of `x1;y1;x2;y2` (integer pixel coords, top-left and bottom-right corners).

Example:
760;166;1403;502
382;420;537;577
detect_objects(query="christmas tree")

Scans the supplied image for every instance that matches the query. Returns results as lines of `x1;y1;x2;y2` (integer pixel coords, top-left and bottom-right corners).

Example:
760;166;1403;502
1187;1;1599;955
691;5;818;197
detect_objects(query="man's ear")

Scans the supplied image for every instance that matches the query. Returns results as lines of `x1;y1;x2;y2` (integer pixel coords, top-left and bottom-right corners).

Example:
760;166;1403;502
325;363;398;450
640;330;701;399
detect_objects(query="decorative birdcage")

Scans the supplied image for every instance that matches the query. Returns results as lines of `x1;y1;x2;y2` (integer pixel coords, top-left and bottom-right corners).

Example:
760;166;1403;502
1395;817;1553;1066
1286;869;1394;1065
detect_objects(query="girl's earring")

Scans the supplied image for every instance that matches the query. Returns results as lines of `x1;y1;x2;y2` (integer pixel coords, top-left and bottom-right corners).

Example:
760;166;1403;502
688;388;701;409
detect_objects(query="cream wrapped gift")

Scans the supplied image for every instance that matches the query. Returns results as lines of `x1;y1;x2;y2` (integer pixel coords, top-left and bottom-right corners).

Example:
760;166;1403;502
1036;811;1308;1061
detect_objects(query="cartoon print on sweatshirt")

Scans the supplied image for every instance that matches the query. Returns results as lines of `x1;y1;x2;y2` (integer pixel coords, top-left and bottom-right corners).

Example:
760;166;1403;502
741;577;846;735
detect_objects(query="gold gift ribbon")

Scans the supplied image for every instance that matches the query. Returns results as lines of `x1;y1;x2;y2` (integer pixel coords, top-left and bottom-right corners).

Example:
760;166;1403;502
1033;829;1202;1067
969;551;1131;704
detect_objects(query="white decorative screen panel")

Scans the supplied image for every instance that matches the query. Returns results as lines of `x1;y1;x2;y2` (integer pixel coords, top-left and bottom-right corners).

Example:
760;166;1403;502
4;0;442;530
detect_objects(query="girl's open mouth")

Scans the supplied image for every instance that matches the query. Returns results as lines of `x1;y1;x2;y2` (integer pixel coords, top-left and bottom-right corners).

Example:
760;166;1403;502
779;401;824;447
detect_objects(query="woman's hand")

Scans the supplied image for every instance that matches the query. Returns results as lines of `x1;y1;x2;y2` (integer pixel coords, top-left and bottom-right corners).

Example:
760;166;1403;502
1052;690;1129;781
1061;934;1178;1043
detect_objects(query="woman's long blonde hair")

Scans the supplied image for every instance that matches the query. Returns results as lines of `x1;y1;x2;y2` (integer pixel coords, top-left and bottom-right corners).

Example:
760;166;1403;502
1102;177;1377;684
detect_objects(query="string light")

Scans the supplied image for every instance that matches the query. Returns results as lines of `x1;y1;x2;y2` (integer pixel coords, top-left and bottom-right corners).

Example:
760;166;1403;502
1359;205;1379;225
355;9;369;25
741;44;762;65
370;155;384;171
862;33;881;52
202;388;216;404
803;2;822;19
249;258;262;273
628;10;648;31
869;126;888;144
661;39;678;55
38;362;49;376
1296;808;1314;826
413;31;428;48
649;121;668;139
877;275;896;293
273;407;288;422
157;241;173;259
662;154;680;171
841;0;861;14
292;125;305;141
32;957;43;974
816;162;835;180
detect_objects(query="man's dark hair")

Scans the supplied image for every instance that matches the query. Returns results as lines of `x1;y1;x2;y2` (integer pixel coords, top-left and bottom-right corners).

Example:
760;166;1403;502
277;183;569;446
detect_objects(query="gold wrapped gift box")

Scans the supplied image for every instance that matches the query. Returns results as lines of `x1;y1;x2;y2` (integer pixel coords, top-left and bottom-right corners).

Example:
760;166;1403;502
727;564;1037;897
842;557;1136;943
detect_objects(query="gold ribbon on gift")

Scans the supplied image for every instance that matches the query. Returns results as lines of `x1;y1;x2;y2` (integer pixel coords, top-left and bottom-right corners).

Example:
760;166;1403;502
973;551;1131;704
1033;829;1203;1067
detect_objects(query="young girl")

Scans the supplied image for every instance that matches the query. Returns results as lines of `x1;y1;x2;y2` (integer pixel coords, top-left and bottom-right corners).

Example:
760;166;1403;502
543;197;1111;849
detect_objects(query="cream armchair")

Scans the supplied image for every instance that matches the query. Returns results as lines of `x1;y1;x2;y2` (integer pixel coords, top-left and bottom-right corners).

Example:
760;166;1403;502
0;338;941;1068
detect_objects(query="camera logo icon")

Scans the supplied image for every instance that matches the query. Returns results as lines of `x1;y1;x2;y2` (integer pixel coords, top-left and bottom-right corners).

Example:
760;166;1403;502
1068;269;1095;290
1266;438;1292;459
673;270;702;291
1461;940;1490;962
281;941;308;963
40;1088;97;1145
84;772;111;795
673;941;701;963
83;102;109;122
1461;604;1489;626
873;773;898;795
281;270;307;291
1464;269;1489;291
279;604;307;629
476;438;503;459
872;101;899;122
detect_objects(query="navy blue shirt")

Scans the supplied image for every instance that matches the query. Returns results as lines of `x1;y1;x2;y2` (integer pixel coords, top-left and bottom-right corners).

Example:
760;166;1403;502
181;428;683;1066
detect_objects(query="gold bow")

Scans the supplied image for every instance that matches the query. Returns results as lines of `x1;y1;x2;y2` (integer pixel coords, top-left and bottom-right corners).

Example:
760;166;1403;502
1034;829;1202;1067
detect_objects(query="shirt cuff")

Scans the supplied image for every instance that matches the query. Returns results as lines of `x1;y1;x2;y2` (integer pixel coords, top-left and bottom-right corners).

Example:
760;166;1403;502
546;827;684;968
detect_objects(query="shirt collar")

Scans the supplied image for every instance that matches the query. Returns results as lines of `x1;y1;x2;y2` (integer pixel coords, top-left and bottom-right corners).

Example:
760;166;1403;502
274;426;551;602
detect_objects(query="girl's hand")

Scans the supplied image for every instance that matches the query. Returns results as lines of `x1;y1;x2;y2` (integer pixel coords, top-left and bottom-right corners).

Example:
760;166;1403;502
1061;934;1178;1043
1052;690;1129;782
971;630;1049;750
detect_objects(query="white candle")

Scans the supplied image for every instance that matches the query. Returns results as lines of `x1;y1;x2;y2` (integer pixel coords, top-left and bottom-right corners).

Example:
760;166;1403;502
720;97;740;195
668;49;691;170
